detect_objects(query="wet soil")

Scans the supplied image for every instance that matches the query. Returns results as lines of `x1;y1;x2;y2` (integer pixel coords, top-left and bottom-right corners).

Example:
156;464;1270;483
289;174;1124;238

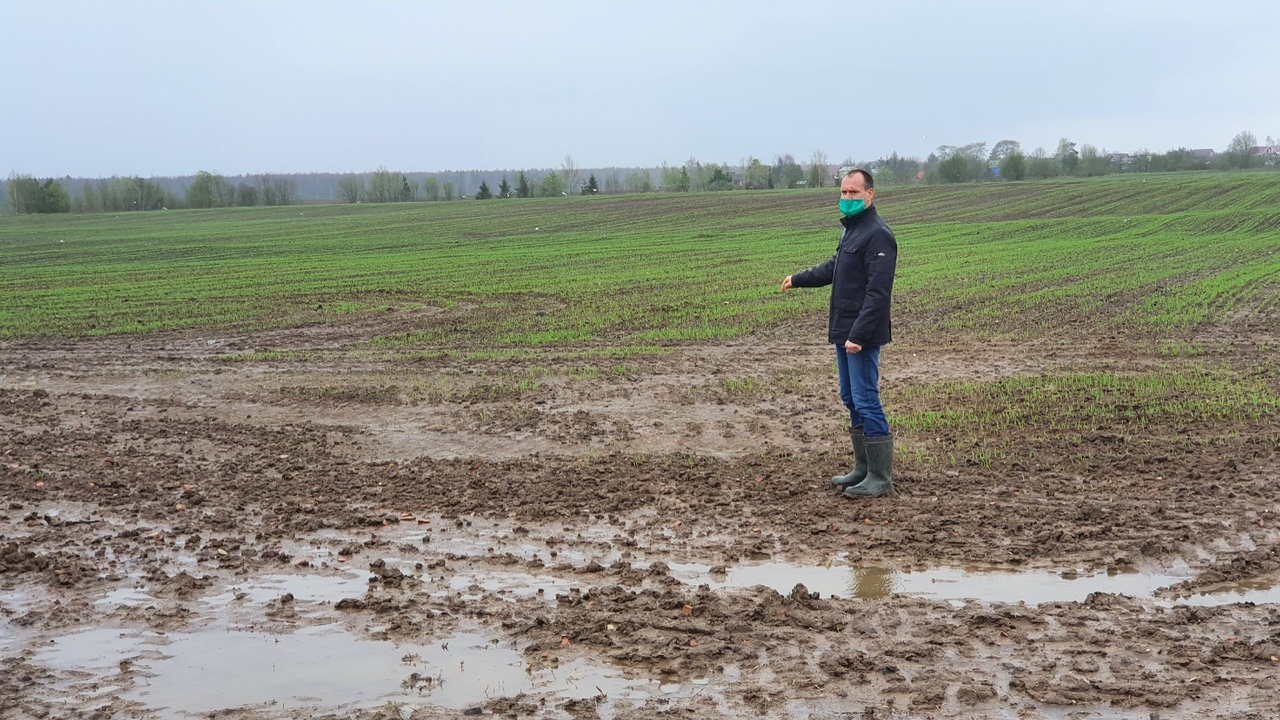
1;320;1278;719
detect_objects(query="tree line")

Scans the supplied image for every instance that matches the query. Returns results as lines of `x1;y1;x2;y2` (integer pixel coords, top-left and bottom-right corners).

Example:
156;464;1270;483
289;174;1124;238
4;131;1275;214
2;171;298;214
184;171;299;209
870;131;1274;186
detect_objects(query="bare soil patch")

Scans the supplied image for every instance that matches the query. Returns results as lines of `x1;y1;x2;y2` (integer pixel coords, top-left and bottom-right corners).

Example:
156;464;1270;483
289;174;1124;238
2;322;1278;719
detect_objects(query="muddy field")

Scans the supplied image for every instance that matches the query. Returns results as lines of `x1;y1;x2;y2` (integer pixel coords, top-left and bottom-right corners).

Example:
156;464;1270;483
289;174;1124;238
2;317;1278;720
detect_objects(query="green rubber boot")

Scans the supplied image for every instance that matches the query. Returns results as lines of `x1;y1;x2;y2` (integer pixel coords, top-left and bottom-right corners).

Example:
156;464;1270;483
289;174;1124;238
831;426;868;489
844;435;893;498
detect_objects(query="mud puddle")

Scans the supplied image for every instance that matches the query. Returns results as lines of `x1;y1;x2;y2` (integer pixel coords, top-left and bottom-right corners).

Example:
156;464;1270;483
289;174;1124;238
90;570;372;611
680;559;1280;607
1162;577;1280;606
666;560;1201;604
393;550;1272;608
207;572;372;608
34;625;652;716
446;570;577;601
288;520;1276;609
93;583;156;608
0;588;34;643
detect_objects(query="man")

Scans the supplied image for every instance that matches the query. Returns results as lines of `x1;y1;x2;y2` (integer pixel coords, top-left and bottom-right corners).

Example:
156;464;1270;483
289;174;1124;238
782;168;897;498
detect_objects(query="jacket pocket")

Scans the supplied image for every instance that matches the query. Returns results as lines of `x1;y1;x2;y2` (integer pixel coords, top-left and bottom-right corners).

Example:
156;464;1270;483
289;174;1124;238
839;238;865;257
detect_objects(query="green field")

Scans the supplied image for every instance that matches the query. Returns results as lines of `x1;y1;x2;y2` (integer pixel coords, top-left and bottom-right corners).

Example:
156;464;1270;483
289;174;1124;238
1;173;1277;355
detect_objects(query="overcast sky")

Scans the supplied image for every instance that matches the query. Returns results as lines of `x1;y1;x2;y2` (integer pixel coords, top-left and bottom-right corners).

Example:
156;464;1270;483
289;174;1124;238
4;0;1277;178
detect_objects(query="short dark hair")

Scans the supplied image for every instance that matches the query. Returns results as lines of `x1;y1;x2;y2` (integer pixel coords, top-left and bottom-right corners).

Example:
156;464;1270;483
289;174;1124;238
845;168;874;189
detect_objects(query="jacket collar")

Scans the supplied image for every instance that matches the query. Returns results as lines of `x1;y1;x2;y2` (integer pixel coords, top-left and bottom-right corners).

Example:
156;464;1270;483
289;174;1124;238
840;204;878;231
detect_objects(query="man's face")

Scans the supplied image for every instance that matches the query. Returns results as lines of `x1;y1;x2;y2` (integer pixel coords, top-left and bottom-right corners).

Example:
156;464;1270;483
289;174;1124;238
841;173;874;206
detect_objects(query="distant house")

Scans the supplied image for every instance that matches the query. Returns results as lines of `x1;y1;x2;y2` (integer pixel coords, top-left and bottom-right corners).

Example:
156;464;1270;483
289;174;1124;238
1249;145;1280;166
1190;148;1215;159
1106;152;1133;166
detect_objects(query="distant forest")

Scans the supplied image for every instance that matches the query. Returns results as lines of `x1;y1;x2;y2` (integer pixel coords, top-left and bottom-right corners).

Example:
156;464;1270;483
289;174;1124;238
4;131;1276;215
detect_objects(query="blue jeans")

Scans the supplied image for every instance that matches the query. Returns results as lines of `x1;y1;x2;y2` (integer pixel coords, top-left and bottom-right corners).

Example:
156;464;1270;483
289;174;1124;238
835;345;890;438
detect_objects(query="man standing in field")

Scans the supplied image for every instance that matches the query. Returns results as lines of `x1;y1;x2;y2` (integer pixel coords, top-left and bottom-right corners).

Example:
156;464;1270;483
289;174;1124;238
782;168;898;498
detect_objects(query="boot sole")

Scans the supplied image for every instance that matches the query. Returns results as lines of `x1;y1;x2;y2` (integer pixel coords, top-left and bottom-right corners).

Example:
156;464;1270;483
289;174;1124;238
843;485;893;499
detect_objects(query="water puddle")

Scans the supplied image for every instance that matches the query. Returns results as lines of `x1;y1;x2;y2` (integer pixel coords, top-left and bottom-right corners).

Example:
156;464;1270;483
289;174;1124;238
91;571;372;611
664;561;1199;605
1;588;35;644
205;571;371;607
32;501;126;526
0;587;35;614
165;534;1275;611
0;589;24;650
368;517;1276;608
34;625;651;715
95;576;155;604
95;585;157;607
400;530;599;565
1161;578;1280;606
447;570;578;600
368;548;1275;609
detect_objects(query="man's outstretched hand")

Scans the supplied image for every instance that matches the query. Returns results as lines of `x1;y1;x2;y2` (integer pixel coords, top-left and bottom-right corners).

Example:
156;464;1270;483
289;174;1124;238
781;276;793;290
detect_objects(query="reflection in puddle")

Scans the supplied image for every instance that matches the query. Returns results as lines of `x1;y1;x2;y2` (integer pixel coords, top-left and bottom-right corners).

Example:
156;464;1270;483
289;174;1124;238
34;626;649;715
667;561;1198;605
848;566;896;599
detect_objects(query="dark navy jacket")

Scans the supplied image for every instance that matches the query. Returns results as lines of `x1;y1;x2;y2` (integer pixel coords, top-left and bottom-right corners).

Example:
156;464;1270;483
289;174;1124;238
790;205;897;348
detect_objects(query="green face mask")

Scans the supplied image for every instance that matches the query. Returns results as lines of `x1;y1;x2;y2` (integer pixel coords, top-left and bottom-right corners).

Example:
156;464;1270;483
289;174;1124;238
839;198;866;217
